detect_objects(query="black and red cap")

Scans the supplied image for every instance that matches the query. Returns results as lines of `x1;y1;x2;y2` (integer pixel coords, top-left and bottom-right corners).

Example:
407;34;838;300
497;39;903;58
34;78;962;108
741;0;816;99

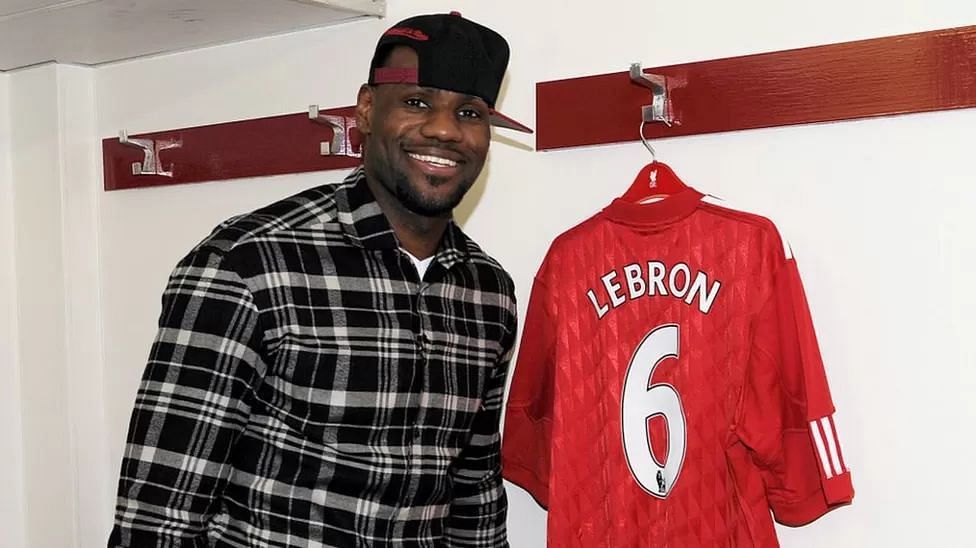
368;11;532;133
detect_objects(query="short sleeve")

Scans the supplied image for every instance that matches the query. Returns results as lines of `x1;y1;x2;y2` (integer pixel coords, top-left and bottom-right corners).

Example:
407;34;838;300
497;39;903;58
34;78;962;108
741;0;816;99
736;254;854;526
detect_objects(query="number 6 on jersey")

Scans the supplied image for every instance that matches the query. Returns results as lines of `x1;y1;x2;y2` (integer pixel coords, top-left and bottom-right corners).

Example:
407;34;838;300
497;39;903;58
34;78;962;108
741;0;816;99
621;324;687;498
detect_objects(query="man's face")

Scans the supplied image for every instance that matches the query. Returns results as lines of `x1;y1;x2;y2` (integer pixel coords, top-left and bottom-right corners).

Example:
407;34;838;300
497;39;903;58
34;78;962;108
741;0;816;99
356;46;491;218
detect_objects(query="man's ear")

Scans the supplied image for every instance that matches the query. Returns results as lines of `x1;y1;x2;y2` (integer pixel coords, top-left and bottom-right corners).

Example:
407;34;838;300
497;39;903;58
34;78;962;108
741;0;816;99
356;84;374;135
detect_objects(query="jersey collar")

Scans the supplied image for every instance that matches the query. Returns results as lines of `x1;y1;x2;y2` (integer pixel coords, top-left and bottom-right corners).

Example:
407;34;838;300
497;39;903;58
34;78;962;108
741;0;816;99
600;186;705;227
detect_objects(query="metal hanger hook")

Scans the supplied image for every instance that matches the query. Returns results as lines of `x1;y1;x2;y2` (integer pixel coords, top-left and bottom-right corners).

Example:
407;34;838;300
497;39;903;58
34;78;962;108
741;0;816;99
639;121;656;163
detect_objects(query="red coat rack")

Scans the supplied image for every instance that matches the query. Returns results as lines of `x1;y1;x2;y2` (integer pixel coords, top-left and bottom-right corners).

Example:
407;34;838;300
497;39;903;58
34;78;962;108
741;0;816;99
102;106;362;191
536;25;976;150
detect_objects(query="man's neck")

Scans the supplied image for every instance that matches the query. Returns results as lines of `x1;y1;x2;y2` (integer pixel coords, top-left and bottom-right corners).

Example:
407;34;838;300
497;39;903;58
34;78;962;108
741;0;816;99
365;176;450;260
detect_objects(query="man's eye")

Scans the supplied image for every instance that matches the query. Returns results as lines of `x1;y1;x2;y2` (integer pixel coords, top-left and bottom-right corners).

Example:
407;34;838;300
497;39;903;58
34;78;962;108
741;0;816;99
458;108;483;119
405;98;429;109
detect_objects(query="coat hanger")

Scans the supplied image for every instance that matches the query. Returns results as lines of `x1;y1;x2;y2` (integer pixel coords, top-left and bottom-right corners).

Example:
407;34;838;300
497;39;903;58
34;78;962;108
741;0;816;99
619;121;687;204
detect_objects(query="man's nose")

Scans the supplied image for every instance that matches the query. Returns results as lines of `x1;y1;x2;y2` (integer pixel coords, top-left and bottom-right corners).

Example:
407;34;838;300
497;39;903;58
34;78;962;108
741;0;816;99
420;107;463;142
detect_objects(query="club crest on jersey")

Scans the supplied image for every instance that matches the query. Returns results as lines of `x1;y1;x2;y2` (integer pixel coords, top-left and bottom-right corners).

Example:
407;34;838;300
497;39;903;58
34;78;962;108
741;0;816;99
586;261;722;319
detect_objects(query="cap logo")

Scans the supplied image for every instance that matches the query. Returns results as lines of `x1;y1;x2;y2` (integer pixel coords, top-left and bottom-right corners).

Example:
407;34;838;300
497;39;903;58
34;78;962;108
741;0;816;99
384;27;429;41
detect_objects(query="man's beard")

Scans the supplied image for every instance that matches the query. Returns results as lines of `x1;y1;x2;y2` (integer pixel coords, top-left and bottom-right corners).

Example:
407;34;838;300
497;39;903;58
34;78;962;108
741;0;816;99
390;171;473;218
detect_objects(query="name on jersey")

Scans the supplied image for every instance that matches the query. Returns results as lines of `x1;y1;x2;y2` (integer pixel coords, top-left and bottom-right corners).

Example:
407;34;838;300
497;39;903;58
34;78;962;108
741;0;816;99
586;261;721;318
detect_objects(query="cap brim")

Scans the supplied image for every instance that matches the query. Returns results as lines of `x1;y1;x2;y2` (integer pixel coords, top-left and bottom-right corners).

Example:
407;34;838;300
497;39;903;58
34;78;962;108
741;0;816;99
490;110;533;133
373;67;532;133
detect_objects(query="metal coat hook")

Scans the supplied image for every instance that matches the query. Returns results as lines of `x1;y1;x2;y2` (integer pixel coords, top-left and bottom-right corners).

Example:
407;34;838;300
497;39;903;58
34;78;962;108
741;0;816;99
119;130;181;177
629;63;677;127
639;121;657;162
309;105;361;158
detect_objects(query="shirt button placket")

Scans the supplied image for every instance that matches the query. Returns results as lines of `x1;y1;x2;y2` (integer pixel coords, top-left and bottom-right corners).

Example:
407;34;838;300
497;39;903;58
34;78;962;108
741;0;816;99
413;282;431;452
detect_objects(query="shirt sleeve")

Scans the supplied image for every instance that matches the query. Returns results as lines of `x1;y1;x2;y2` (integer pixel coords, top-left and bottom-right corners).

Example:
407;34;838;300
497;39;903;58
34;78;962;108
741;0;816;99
108;248;265;547
736;253;854;527
444;303;517;548
501;271;555;510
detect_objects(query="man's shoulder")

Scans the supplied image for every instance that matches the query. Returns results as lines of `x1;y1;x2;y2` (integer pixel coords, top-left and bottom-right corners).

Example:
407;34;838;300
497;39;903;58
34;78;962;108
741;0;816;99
194;179;347;257
463;238;506;272
460;234;516;298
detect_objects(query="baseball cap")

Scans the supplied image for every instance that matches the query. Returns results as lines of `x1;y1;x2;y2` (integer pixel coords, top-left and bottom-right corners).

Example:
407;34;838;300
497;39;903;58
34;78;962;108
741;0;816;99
368;11;532;133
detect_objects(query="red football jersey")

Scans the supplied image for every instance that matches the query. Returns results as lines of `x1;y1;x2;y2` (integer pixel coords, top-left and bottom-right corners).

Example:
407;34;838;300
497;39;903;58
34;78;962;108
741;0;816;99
502;188;853;547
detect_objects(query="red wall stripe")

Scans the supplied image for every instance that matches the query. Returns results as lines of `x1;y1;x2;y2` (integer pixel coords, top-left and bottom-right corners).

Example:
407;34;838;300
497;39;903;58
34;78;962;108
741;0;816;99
102;106;361;191
536;25;976;150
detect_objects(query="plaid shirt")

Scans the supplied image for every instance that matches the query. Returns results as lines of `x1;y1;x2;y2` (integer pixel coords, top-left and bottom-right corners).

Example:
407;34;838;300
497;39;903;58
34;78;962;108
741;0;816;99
109;167;517;548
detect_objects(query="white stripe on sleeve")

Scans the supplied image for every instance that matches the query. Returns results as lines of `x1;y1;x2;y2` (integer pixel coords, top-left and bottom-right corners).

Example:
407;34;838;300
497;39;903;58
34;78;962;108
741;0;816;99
809;420;834;479
821;416;845;475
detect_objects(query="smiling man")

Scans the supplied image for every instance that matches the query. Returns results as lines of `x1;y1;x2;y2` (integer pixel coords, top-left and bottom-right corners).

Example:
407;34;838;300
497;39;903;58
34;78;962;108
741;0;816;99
108;12;530;548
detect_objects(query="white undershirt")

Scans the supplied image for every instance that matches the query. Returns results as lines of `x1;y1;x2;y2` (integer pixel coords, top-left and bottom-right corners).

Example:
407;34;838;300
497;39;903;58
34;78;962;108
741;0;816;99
402;249;435;280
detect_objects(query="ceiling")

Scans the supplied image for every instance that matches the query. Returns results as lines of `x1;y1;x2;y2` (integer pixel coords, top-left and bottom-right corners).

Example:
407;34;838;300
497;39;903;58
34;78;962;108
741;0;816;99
0;0;385;72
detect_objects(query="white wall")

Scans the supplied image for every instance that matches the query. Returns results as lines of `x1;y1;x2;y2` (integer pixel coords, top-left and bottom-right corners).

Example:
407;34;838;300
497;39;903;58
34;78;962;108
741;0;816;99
9;65;78;548
58;64;112;548
0;70;28;548
4;62;106;548
4;0;972;546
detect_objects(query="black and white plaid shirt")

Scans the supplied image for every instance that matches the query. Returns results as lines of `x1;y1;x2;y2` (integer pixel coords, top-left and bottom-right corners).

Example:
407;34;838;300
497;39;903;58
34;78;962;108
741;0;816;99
109;167;517;548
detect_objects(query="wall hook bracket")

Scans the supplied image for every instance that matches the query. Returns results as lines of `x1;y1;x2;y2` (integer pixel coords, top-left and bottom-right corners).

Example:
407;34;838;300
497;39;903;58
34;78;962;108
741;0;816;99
629;63;677;127
119;130;182;177
309;105;361;158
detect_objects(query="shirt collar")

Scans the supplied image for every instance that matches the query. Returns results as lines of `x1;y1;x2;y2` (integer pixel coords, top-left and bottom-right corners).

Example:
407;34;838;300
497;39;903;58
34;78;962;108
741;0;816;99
435;221;471;272
335;166;471;267
334;166;400;250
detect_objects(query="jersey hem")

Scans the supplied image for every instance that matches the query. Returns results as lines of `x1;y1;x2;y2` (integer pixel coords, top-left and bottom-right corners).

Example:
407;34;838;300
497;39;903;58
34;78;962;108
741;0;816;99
501;461;549;511
772;471;854;526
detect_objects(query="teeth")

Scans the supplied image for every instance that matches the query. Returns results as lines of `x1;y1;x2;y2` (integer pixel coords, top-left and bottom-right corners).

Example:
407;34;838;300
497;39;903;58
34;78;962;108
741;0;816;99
408;153;458;167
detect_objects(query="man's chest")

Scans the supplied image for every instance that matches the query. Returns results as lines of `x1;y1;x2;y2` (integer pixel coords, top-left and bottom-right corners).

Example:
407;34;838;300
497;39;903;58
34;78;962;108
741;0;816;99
245;247;507;450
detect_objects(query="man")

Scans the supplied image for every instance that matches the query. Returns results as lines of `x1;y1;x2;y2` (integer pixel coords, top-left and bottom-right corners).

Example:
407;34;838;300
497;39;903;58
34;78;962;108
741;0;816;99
109;12;530;547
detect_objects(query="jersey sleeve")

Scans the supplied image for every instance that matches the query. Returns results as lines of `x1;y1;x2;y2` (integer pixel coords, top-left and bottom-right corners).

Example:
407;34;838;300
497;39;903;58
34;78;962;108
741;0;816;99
736;251;854;526
501;268;556;510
